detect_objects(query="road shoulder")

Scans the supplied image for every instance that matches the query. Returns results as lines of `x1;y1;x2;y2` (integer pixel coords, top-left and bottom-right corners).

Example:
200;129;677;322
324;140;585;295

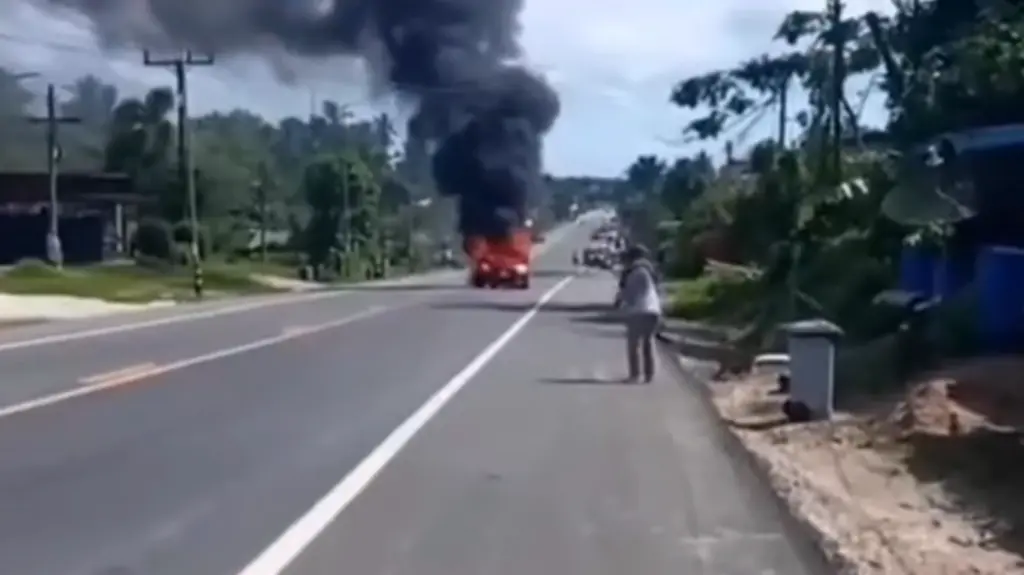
282;274;829;575
658;326;1024;573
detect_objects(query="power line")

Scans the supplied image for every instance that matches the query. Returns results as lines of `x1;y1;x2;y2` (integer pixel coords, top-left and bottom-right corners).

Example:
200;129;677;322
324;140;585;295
0;30;105;54
657;98;774;148
0;29;567;98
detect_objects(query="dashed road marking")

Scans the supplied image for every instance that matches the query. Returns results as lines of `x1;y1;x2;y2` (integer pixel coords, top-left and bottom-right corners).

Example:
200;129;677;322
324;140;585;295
80;363;159;385
0;305;394;419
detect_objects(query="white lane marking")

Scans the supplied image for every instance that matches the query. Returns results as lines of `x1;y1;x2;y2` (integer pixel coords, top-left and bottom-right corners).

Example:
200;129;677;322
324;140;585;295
236;274;576;575
0;219;580;353
0;272;463;354
0;305;393;419
80;362;159;385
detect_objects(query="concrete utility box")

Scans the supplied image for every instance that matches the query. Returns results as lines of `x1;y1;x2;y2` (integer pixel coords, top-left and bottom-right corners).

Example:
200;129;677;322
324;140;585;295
783;319;843;420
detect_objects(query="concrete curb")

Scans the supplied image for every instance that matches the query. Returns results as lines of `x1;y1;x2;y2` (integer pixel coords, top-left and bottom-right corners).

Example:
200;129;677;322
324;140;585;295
656;329;849;573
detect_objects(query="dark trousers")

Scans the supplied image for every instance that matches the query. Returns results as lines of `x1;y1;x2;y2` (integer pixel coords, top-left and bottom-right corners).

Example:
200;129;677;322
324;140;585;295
625;312;659;381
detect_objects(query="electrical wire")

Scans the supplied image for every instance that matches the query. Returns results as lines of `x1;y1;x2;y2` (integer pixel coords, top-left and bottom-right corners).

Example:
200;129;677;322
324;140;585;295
0;29;566;99
657;97;775;149
731;98;773;148
0;30;103;54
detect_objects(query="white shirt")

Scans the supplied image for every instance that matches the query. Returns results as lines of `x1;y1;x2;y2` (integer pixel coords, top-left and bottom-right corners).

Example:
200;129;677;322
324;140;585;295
621;264;661;315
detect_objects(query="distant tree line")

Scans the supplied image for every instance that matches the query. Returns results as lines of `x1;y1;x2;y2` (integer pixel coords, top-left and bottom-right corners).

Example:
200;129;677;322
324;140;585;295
0;69;603;277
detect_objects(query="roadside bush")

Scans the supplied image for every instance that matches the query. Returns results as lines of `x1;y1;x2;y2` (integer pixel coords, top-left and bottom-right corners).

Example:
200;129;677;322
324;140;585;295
665;236;706;278
131;218;175;261
666;273;762;321
172;221;210;258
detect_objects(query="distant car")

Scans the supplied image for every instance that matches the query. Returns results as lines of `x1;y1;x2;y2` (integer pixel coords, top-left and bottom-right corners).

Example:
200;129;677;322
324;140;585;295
583;246;608;267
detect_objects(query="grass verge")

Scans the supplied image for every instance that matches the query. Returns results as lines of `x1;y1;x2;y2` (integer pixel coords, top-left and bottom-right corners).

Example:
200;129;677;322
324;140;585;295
0;259;281;303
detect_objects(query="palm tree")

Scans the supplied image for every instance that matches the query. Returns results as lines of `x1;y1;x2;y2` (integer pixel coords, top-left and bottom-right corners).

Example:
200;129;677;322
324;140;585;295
625;155;667;195
103;87;174;175
64;75;118;124
660;155;713;216
318;99;354;151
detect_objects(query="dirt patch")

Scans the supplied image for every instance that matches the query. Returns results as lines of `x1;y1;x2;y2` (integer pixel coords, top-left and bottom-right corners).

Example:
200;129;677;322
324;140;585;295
707;366;1024;574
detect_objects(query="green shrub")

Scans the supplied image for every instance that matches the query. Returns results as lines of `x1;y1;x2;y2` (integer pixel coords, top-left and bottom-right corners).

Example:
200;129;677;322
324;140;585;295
172;221;210;258
666;274;762;321
132;218;175;261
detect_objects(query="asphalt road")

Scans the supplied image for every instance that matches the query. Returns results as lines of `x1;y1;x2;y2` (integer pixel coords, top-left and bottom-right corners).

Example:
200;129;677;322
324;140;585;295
0;215;828;575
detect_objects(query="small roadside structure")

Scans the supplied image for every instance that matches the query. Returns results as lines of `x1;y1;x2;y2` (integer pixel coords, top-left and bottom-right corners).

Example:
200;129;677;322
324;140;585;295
0;171;146;265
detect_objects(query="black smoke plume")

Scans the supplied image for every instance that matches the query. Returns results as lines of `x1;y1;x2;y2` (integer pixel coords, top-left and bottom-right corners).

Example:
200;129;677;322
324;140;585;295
34;0;559;236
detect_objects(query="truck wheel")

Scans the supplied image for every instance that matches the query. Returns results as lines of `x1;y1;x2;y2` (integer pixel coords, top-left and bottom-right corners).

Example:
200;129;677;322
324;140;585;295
471;275;485;288
519;279;530;289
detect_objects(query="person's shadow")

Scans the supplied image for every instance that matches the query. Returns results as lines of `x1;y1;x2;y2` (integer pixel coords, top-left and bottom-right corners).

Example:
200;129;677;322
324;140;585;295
538;376;636;385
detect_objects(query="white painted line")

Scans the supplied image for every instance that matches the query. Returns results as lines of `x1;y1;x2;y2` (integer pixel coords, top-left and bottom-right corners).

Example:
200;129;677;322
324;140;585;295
0;218;580;353
0;292;340;353
0;305;393;419
0;269;471;354
236;274;576;575
79;362;159;385
281;326;313;337
0;219;577;354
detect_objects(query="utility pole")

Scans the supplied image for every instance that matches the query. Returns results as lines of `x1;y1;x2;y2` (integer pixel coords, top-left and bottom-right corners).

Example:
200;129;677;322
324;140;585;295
406;202;416;272
777;76;789;147
827;0;845;182
341;161;351;278
143;49;213;298
253;163;268;263
377;116;390;278
28;84;79;268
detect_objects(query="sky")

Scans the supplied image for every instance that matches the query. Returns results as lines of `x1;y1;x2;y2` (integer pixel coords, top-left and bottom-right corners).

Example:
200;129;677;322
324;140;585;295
1;0;894;177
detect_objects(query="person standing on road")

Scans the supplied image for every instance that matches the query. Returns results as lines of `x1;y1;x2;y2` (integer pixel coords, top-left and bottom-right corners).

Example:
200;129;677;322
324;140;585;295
615;244;662;383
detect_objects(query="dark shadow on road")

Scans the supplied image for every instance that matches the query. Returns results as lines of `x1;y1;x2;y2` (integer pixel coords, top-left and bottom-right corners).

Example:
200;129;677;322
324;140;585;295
570;326;623;340
431;301;613;314
570;312;623;325
531;269;575;278
661;319;731;344
656;328;740;367
539;376;633;385
338;283;463;292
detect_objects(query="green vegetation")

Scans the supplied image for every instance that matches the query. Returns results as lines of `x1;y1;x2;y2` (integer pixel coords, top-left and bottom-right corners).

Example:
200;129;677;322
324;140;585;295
0;259;275;303
665;273;761;324
617;0;1014;386
0;70;617;298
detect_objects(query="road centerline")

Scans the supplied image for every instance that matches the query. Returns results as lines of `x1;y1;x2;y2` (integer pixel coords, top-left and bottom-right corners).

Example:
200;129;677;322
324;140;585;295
0;304;396;420
79;362;159;385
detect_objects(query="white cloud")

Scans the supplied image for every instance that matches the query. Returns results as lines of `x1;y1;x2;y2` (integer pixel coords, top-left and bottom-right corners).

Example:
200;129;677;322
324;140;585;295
519;0;896;175
2;0;895;176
